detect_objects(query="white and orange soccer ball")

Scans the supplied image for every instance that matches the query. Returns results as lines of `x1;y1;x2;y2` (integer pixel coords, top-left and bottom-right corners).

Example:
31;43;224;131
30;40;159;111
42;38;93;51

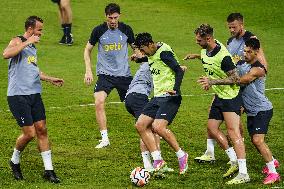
130;167;150;187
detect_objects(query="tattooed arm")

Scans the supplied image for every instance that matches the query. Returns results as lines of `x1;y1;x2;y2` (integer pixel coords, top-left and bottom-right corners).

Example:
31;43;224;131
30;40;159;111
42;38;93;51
197;56;240;90
210;68;240;85
197;69;240;90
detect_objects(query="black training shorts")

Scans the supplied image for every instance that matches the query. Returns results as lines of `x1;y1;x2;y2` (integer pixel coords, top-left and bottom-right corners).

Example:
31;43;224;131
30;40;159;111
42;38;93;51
247;109;273;136
7;93;46;127
94;74;132;102
209;92;242;120
142;95;182;125
125;92;149;119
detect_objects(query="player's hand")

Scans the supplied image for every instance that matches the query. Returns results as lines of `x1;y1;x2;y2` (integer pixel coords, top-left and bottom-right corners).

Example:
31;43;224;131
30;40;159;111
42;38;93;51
197;76;211;91
130;49;145;62
180;65;188;72
165;90;177;95
50;77;64;87
84;71;93;85
27;34;40;44
130;53;138;62
183;53;201;61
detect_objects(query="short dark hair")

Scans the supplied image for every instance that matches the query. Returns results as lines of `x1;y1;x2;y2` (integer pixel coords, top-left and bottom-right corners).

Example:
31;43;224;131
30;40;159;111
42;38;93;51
105;3;120;15
227;13;243;23
245;38;260;50
194;24;213;37
134;33;154;48
25;16;43;30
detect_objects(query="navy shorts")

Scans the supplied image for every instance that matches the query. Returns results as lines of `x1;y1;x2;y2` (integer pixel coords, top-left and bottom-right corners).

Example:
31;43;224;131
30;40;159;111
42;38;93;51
94;74;133;102
142;95;182;125
125;92;149;119
247;109;273;136
7;94;46;127
209;93;242;120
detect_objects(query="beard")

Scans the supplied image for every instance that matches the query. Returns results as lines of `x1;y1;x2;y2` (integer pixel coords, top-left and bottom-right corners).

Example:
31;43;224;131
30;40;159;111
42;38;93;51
244;57;250;62
108;23;118;30
231;30;242;38
201;44;208;49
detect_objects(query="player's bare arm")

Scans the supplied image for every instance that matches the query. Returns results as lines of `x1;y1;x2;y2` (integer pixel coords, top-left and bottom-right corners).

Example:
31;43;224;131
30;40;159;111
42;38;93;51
40;72;64;87
84;42;94;85
197;68;240;90
183;53;201;60
239;67;265;84
257;48;268;71
198;66;265;90
3;35;40;59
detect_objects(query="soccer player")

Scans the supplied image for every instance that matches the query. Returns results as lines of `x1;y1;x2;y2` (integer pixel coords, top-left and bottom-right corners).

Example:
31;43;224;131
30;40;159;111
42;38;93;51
227;13;267;69
2;16;64;183
184;24;249;184
51;0;73;45
133;32;188;175
126;55;187;172
125;61;164;172
198;38;281;185
84;3;134;148
193;13;271;166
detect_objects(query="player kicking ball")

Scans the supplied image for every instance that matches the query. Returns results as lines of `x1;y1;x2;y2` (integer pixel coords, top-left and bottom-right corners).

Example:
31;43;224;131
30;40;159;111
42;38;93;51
133;33;189;176
125;59;175;176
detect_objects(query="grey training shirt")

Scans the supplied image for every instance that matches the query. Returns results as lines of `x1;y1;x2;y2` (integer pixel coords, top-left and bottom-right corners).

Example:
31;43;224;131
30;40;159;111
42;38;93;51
89;22;134;77
7;36;42;96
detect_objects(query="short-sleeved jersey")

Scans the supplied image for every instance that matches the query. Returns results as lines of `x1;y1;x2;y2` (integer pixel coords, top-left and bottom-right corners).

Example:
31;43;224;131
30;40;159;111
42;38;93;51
201;40;240;99
148;42;180;97
89;22;134;77
227;31;254;64
7;36;42;96
236;61;272;116
126;62;153;97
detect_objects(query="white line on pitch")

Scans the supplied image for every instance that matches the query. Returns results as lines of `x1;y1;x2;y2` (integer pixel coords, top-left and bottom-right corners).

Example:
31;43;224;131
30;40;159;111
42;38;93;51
1;87;283;112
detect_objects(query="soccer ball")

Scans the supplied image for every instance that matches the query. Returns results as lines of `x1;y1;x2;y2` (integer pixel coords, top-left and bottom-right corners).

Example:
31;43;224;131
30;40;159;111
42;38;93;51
130;167;150;187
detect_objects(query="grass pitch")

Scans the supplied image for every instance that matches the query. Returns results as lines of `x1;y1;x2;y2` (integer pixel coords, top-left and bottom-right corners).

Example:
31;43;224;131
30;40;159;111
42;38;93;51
0;0;283;188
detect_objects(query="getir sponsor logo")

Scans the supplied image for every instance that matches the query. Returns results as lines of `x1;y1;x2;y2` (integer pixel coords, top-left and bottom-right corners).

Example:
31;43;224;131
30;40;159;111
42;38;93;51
104;42;122;52
27;56;37;64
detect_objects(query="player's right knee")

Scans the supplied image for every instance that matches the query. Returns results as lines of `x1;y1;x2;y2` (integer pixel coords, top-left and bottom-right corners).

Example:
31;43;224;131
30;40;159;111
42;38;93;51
23;132;35;141
135;121;146;132
95;100;105;109
152;125;163;135
251;136;264;146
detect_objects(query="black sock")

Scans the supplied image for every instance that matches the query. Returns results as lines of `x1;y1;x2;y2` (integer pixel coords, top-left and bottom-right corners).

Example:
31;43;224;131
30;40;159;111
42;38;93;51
62;23;72;36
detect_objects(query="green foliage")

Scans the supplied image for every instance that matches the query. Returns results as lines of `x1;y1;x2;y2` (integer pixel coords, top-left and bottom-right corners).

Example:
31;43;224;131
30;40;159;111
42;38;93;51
0;0;283;188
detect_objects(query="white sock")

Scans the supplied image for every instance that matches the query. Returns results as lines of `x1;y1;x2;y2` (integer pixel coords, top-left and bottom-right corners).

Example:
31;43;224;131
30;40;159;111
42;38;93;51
151;151;162;161
175;148;185;159
11;148;21;164
267;160;277;173
100;130;108;141
205;139;215;157
225;147;237;164
41;150;54;170
141;151;153;169
238;159;248;175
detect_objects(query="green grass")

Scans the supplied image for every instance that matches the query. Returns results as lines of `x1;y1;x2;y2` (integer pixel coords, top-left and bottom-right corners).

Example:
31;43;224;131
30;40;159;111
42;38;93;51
0;0;283;188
